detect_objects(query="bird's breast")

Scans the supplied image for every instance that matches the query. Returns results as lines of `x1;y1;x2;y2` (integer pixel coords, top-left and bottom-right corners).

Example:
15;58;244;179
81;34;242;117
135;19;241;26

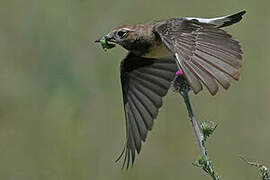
142;43;172;59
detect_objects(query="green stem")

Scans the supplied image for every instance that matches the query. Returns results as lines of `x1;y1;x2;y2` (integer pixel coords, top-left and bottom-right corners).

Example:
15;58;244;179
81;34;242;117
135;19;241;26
179;87;219;180
181;89;208;161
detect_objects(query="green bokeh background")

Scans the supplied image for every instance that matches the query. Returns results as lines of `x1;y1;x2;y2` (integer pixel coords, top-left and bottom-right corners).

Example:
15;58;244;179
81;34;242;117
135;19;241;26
0;0;269;179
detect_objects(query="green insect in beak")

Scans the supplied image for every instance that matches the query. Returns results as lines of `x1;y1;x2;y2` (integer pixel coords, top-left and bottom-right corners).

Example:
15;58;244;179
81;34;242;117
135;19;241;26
95;37;115;51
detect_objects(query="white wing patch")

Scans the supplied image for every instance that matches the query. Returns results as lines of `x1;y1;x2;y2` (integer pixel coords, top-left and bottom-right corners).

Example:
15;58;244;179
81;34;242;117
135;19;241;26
175;53;184;69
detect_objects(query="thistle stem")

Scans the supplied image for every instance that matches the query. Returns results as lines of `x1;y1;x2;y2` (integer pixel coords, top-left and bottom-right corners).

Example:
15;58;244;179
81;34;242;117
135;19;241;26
180;89;208;161
174;75;219;180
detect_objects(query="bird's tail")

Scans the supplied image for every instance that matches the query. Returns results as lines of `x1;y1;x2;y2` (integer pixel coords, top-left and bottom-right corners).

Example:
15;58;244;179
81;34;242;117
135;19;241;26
185;10;246;28
212;10;246;28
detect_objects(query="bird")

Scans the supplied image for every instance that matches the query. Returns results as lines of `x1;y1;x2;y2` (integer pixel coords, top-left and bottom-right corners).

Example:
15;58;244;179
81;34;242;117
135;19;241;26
95;10;246;169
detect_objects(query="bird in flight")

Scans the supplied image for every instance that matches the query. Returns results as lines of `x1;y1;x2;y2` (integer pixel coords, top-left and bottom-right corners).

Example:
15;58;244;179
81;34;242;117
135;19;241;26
95;10;246;169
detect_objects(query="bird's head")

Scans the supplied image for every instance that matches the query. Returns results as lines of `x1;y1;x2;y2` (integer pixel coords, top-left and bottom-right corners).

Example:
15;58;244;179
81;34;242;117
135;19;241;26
95;24;154;53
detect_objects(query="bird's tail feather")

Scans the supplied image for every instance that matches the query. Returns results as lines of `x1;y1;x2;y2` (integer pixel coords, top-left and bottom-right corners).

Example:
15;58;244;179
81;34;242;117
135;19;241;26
185;10;246;28
215;10;246;28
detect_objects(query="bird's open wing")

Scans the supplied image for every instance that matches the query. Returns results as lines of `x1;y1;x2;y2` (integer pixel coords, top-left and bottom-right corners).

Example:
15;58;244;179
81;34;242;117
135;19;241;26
154;19;243;95
117;53;177;169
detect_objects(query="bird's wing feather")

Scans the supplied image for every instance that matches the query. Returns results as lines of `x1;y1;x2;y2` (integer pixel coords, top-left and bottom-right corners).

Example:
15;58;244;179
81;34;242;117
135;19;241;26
118;53;177;169
154;19;243;95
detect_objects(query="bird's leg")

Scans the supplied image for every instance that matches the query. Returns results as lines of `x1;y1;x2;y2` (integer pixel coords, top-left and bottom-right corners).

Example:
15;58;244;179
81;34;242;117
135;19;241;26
173;75;220;180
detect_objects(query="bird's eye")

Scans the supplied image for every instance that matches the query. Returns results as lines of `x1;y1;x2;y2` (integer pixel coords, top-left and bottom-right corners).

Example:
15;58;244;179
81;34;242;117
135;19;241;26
117;30;127;38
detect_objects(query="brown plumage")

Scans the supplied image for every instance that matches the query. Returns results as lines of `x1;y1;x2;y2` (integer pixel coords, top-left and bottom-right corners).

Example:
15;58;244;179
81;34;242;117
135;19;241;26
95;10;246;169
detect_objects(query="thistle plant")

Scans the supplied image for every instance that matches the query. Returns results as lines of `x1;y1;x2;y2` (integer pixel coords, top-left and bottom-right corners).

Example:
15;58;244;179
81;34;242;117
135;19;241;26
240;156;269;180
173;75;220;180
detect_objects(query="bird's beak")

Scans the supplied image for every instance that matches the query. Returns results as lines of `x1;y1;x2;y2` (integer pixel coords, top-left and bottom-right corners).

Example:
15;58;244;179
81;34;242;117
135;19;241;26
94;37;102;43
95;32;116;50
95;33;115;43
104;33;116;42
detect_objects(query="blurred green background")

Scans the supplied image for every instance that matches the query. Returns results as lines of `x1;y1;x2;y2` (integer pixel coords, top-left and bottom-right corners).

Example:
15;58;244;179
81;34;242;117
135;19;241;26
0;0;269;179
